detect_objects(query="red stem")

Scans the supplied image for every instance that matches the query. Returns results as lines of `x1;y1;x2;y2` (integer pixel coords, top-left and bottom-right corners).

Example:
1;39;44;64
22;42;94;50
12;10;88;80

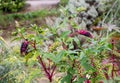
50;65;56;78
37;56;57;82
111;39;115;79
70;60;76;83
104;68;109;80
84;80;91;83
117;50;120;53
70;76;73;83
70;76;77;83
87;80;91;83
32;40;56;82
104;73;109;80
48;59;51;73
37;56;52;82
91;58;94;67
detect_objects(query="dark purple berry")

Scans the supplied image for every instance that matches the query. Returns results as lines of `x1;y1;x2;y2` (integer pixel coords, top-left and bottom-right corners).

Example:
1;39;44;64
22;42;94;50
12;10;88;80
20;39;29;56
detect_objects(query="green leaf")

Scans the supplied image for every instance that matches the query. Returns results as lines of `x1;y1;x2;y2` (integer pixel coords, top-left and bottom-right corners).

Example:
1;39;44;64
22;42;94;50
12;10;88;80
74;78;86;83
115;77;120;81
43;53;56;62
61;73;72;83
76;7;87;12
27;51;40;67
24;68;41;83
55;50;66;63
69;54;76;60
25;51;34;64
60;31;71;39
25;34;35;40
17;27;25;33
80;52;85;60
34;36;43;44
68;67;75;75
11;37;22;42
12;31;18;36
80;57;93;71
73;37;80;46
67;50;78;55
43;50;66;63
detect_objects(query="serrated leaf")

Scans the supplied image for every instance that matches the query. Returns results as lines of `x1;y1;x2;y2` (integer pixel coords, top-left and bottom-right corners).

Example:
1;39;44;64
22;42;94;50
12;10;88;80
80;52;85;60
43;53;56;62
80;57;93;71
55;50;66;63
11;37;22;42
68;67;75;75
60;31;71;39
61;73;72;83
43;51;66;63
25;34;35;39
17;27;25;33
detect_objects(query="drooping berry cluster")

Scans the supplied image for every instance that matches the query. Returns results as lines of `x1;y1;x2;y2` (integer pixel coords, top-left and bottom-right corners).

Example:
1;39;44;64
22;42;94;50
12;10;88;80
20;39;29;56
69;30;93;38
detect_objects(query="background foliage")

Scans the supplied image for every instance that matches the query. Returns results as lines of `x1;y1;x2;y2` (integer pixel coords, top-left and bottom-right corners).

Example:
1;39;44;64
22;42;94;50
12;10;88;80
0;0;25;12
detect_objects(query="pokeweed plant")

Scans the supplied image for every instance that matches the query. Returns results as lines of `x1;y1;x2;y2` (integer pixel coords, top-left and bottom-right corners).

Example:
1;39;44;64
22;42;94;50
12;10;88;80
0;0;119;83
10;0;120;83
12;20;120;83
13;24;61;82
10;0;120;82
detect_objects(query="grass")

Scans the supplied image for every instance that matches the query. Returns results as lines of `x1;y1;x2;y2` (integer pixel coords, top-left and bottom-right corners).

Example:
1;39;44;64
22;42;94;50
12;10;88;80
59;0;69;6
5;9;60;20
0;0;69;38
0;8;60;29
0;8;60;39
0;0;69;29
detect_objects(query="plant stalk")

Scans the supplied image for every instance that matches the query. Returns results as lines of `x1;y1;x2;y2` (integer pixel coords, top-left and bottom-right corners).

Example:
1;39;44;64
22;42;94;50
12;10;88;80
111;39;115;79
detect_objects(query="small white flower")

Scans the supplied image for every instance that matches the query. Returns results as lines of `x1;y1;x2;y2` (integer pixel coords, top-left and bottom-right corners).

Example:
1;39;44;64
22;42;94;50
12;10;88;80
103;23;120;32
86;74;91;79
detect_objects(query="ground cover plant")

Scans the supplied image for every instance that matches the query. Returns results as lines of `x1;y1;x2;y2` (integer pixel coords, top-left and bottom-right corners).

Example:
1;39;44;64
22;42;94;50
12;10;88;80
0;0;25;13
